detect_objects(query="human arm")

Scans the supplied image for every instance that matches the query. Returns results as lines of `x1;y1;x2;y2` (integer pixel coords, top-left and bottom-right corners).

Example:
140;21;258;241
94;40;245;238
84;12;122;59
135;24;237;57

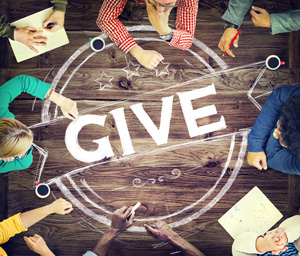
247;84;300;169
269;10;300;35
265;131;300;174
89;206;134;256
218;0;253;57
0;75;78;120
96;0;163;69
24;234;55;256
147;0;198;50
20;198;73;229
0;213;27;244
145;221;205;256
43;0;68;32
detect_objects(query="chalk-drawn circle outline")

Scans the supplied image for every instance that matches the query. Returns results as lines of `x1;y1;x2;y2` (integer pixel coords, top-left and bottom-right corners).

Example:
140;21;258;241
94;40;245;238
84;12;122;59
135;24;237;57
42;25;247;232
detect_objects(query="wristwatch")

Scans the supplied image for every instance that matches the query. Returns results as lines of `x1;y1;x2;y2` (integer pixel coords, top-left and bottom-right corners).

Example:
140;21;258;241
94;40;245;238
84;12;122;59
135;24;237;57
224;21;239;30
160;30;174;42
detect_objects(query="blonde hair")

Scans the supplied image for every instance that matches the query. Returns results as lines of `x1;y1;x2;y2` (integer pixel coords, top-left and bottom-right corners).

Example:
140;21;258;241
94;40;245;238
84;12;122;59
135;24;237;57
0;118;33;158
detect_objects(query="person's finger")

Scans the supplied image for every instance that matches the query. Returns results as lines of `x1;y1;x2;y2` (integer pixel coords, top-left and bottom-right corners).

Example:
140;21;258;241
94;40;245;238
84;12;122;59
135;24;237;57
144;224;158;235
253;160;263;170
128;210;135;222
33;234;42;239
224;47;235;57
250;9;259;19
43;18;52;28
33;36;48;42
29;45;39;53
27;26;37;32
32;42;47;47
251;6;264;13
233;35;239;48
124;206;132;217
157;53;164;62
118;206;128;214
64;206;73;214
31;30;44;37
261;156;268;170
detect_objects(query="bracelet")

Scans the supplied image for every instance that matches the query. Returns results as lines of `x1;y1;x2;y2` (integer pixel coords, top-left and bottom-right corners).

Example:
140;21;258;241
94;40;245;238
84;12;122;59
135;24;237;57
45;89;54;100
224;21;239;30
160;30;174;42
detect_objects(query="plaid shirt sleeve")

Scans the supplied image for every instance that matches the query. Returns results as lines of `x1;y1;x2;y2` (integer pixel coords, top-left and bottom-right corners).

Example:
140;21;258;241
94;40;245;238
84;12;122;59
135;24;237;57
168;0;199;50
96;0;137;53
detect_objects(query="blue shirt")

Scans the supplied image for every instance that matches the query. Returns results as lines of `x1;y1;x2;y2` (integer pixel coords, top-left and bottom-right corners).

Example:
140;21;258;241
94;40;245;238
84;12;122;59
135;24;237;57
248;84;300;175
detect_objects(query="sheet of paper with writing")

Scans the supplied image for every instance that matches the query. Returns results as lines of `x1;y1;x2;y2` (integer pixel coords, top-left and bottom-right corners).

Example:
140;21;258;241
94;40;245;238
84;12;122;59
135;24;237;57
218;186;283;239
9;7;69;62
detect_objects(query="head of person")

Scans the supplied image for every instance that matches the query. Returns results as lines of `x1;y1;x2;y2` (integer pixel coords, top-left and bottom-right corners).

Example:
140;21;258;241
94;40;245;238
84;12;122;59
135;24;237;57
0;118;33;159
277;95;300;158
146;0;178;13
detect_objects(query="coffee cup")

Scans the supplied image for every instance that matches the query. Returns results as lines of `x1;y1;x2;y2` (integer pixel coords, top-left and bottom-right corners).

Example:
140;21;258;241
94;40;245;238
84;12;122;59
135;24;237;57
266;55;285;70
35;182;50;198
90;37;105;52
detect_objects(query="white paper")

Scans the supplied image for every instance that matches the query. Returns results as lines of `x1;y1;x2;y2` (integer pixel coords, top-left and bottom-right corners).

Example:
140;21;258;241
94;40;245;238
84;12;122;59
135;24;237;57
9;7;69;62
218;186;283;239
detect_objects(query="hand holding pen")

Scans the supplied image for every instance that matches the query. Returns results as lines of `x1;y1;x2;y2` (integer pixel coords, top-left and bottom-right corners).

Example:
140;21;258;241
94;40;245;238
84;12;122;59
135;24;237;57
43;10;65;32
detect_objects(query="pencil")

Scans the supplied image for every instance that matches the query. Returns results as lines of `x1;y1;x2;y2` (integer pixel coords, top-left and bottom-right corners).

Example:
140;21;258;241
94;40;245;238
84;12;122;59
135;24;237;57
223;29;242;56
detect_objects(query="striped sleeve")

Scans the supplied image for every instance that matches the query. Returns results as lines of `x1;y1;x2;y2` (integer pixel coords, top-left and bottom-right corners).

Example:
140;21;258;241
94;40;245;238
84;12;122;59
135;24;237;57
168;0;199;50
96;0;137;53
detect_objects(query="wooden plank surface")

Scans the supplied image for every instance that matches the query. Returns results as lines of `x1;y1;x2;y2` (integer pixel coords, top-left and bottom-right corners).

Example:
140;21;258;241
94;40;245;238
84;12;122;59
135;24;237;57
1;0;298;255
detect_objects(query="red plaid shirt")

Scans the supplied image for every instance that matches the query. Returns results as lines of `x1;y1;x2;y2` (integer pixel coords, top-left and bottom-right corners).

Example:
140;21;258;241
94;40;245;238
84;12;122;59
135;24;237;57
96;0;199;53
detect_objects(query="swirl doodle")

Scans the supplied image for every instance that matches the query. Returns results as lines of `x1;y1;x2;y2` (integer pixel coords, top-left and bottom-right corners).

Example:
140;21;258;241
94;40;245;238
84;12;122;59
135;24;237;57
133;169;181;188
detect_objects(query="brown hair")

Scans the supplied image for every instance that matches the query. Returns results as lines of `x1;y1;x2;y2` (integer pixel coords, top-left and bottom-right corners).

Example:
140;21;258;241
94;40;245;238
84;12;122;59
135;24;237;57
0;118;33;158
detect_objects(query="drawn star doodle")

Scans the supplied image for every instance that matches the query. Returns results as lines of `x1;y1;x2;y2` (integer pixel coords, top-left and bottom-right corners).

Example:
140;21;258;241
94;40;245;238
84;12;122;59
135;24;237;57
94;71;114;90
154;61;170;77
122;60;140;79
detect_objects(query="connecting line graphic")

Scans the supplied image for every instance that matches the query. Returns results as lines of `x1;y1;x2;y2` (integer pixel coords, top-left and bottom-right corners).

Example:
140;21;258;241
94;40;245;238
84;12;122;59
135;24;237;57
247;66;267;111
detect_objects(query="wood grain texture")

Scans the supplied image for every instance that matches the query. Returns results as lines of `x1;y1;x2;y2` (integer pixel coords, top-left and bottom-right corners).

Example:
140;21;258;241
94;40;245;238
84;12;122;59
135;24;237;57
0;0;299;255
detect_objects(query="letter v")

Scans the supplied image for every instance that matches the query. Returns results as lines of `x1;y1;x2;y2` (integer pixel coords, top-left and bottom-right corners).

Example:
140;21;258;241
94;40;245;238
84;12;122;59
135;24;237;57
130;96;174;145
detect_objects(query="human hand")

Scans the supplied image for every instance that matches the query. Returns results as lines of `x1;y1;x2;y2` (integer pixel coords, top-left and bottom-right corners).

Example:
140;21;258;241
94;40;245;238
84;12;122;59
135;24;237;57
109;206;134;236
43;11;65;32
256;228;288;254
14;27;47;53
24;234;55;256
144;221;178;241
247;151;268;170
250;6;271;28
147;3;172;35
48;198;73;215
59;97;78;120
0;156;15;162
130;45;164;69
218;27;239;57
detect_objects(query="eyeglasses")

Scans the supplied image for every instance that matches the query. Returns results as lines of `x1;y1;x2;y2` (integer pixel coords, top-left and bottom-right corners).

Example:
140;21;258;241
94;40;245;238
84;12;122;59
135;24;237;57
147;0;178;8
15;147;31;160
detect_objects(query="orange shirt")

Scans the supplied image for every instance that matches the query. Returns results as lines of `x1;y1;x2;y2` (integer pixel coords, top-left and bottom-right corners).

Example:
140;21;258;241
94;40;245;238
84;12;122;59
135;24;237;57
0;213;27;255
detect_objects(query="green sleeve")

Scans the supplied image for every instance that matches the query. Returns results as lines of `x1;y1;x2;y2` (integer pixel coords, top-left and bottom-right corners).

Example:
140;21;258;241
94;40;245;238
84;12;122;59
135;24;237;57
221;0;253;27
51;0;68;12
0;15;14;39
0;147;33;173
0;75;51;119
270;10;300;35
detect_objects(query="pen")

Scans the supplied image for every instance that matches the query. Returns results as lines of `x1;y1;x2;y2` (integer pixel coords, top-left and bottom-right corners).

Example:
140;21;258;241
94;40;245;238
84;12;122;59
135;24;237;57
223;29;241;56
46;23;59;28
